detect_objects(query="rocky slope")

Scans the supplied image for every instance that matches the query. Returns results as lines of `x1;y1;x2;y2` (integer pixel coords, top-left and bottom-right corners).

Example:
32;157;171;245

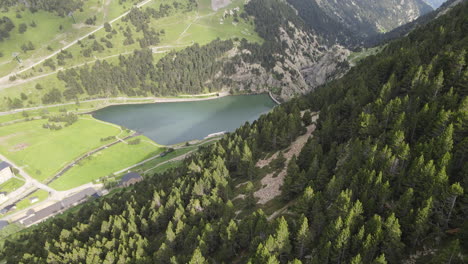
366;0;464;46
288;0;433;45
218;13;350;100
215;0;436;100
424;0;447;8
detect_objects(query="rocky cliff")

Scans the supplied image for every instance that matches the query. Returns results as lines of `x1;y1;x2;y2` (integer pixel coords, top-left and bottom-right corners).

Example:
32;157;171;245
288;0;433;45
219;23;350;100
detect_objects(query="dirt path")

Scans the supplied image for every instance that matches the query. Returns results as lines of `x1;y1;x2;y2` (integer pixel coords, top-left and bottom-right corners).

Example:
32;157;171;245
211;0;231;11
1;43;194;90
176;12;216;43
254;113;319;204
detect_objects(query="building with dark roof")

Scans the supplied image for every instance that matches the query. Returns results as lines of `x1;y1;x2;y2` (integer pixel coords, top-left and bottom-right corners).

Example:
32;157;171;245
0;161;13;184
120;172;143;187
19;188;98;226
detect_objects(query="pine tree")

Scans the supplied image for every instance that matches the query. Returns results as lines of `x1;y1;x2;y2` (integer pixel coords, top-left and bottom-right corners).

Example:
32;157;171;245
188;248;207;264
294;215;312;259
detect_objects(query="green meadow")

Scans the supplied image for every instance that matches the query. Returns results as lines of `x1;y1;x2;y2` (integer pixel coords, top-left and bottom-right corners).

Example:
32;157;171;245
50;135;164;190
0;0;261;111
13;189;49;211
0;0;140;76
0;177;25;193
0;116;121;182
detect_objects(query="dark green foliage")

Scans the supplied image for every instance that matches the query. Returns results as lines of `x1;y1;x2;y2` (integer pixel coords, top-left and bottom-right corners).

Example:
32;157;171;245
48;113;78;126
128;138;141;145
41;88;62;104
1;0;82;16
26;0;82;16
1;2;467;263
20;41;34;52
7;97;23;109
43;58;56;70
286;0;356;45
58;39;234;96
0;16;14;41
18;23;27;34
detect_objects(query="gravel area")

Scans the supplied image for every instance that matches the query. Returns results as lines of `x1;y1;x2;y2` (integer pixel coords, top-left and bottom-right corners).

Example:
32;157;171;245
254;113;319;204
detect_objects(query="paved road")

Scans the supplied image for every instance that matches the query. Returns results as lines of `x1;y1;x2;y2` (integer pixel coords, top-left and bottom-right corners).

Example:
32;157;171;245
0;92;230;117
1;182;103;222
0;0;154;84
0;154;56;195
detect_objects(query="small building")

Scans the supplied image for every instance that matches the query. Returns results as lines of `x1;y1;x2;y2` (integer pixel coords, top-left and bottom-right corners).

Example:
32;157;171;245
120;172;143;187
0;161;13;185
0;204;16;214
29;196;39;204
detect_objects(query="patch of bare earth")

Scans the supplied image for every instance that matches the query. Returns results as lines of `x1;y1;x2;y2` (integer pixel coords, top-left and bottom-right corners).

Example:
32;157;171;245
10;143;29;151
255;152;278;168
0;132;24;145
211;0;231;11
254;113;319;204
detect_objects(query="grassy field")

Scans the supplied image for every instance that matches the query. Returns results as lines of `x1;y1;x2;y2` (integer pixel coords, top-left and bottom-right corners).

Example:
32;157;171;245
0;0;261;111
0;0;141;76
148;160;183;174
13;189;49;211
0;177;25;193
0;0;261;193
49;135;164;190
0;116;122;182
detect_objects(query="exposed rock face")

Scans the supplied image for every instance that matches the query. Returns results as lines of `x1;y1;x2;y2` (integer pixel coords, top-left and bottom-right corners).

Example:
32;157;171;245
288;0;433;46
423;0;447;8
220;24;350;100
314;0;433;34
217;0;434;100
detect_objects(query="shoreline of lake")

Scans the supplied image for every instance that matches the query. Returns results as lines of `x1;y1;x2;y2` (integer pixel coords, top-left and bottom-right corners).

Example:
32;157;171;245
93;94;277;145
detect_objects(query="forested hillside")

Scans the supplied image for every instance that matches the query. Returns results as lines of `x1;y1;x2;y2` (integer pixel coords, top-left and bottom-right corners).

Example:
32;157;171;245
1;1;467;263
366;0;463;47
25;0;349;104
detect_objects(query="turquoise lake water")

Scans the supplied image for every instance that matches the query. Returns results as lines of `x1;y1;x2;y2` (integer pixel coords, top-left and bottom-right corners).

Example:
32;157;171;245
93;94;276;145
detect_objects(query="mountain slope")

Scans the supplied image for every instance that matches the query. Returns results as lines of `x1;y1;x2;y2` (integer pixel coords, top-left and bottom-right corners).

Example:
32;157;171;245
288;0;433;45
366;0;465;46
1;1;466;263
424;0;448;8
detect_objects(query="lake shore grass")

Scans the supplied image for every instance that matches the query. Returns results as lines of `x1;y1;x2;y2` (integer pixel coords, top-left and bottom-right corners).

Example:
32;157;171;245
0;115;122;182
49;135;164;191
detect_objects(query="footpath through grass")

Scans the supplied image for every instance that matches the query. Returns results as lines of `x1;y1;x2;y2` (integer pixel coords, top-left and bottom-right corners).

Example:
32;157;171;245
0;116;121;182
49;135;164;190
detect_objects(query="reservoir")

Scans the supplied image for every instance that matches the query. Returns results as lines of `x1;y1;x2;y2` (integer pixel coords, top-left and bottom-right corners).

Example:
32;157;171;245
93;94;277;145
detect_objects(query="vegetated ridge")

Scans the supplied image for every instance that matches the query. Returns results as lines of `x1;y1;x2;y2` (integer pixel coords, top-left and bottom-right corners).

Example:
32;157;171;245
1;1;466;263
